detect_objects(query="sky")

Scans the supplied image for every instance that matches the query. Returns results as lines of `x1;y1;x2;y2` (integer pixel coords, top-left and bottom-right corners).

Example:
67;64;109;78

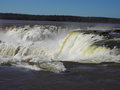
0;0;120;18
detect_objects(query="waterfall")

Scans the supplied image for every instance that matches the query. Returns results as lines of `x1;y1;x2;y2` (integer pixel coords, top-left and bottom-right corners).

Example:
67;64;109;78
54;31;120;63
0;25;120;72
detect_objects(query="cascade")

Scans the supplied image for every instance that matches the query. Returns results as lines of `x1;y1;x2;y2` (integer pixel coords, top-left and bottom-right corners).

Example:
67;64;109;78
55;31;120;63
0;25;120;72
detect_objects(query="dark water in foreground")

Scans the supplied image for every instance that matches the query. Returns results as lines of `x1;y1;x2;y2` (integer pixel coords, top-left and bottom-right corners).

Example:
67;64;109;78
0;63;120;90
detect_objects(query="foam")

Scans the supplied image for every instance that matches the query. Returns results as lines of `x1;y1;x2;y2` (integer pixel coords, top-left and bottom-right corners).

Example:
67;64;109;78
0;25;120;72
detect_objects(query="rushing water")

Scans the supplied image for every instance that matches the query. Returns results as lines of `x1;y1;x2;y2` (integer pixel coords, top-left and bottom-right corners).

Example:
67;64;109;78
0;20;120;90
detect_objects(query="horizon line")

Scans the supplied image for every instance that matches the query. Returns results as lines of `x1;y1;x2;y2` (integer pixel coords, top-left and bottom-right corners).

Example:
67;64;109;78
0;12;120;19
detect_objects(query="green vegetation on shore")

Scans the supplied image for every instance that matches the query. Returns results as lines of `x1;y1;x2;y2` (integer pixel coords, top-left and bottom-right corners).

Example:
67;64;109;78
0;13;120;24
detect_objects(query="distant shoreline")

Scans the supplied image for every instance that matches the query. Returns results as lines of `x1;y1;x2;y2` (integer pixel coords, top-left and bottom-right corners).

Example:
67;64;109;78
0;13;120;24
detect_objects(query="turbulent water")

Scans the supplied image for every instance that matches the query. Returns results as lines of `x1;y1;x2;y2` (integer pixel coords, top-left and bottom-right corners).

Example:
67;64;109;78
0;23;120;73
0;21;120;90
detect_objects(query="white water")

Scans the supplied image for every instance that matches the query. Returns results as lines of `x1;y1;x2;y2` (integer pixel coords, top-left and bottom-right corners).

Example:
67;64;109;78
54;31;120;63
0;25;120;72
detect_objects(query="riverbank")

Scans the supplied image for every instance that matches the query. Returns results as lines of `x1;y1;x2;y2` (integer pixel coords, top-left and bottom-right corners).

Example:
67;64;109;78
0;13;120;24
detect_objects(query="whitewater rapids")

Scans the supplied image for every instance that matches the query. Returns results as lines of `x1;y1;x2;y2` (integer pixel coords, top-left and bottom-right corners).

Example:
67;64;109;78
0;25;120;72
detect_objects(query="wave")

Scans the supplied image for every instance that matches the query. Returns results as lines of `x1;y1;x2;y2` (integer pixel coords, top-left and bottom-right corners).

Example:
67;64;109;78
0;25;120;72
